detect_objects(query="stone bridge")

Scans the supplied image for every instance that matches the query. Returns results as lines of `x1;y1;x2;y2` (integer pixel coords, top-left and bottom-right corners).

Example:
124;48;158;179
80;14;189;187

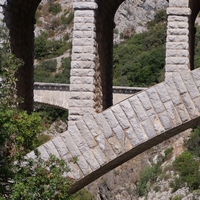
8;0;200;195
34;82;146;110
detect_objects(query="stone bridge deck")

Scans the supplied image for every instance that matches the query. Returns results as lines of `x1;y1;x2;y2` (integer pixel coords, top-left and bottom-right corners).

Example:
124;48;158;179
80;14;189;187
34;83;146;109
28;68;200;194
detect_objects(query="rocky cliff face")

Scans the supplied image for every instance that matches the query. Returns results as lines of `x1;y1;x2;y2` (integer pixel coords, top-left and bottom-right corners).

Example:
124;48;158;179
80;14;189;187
114;0;168;43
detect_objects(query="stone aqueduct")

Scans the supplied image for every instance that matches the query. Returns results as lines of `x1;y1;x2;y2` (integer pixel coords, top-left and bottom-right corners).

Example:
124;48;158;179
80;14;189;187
5;0;200;195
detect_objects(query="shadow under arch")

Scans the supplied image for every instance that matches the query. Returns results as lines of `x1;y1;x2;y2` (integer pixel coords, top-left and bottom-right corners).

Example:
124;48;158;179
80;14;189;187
95;0;126;111
189;0;200;70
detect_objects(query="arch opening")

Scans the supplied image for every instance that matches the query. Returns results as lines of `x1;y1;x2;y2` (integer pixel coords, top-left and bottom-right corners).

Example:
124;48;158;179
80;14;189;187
95;0;168;110
189;0;200;69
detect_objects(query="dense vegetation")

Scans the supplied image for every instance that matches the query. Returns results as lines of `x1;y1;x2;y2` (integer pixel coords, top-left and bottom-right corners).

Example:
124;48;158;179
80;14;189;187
113;10;167;87
0;23;94;200
136;127;200;198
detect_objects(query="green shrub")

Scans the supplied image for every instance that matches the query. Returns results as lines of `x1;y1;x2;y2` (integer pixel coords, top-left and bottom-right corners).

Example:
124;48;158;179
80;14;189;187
48;3;62;15
186;126;200;157
36;134;51;146
34;104;68;123
61;12;74;25
34;32;70;60
136;164;162;196
72;188;96;200
172;151;200;191
34;59;57;82
113;11;166;87
164;147;174;160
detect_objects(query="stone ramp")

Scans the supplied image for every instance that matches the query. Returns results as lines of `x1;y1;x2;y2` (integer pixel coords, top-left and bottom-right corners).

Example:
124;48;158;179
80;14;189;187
27;68;200;194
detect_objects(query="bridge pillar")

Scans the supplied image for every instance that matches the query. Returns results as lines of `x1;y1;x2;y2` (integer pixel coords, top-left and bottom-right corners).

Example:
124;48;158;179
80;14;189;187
165;0;191;78
68;1;100;126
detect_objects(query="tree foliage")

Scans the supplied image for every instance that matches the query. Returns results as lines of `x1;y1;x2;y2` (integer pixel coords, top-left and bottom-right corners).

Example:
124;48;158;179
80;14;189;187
113;9;167;87
0;22;91;199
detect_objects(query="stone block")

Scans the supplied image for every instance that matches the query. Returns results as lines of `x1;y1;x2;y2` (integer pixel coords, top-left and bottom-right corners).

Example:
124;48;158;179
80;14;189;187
68;125;85;147
146;109;165;134
120;100;136;119
43;140;60;158
69;99;95;107
192;68;200;87
73;2;98;10
37;145;49;160
111;104;131;129
164;78;182;105
103;109;119;128
61;132;82;157
167;29;189;36
155;82;171;103
72;53;96;62
74;10;95;17
125;127;140;147
172;72;187;95
167;21;188;29
141;119;157;139
108;136;124;155
176;104;191;122
96;134;116;160
129;117;149;142
166;42;189;50
158;111;173;130
70;68;95;77
166;49;189;57
169;0;189;8
73;23;96;31
84;115;102;137
70;84;94;92
129;96;148;122
180;71;200;99
94;113;113;138
164;101;182;126
76;155;92;176
74;17;96;24
112;125;127;147
167;8;191;16
71;61;96;70
168;16;189;22
76;120;97;148
166;57;189;65
79;144;100;170
146;87;165;114
52;136;69;157
137;91;152;110
70;77;94;84
181;93;199;119
91;146;108;166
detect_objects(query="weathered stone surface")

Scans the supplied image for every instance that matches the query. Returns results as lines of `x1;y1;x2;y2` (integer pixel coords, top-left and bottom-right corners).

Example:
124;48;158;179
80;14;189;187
111;104;131;130
94;113;113;138
79;144;100;170
180;72;200;99
52;136;69;157
137;91;152;111
129;96;148;122
146;87;165;114
120;100;136;119
155;83;171;103
76;120;97;148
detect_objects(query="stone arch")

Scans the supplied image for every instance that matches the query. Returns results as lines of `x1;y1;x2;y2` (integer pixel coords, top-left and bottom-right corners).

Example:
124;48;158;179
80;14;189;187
4;0;42;113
